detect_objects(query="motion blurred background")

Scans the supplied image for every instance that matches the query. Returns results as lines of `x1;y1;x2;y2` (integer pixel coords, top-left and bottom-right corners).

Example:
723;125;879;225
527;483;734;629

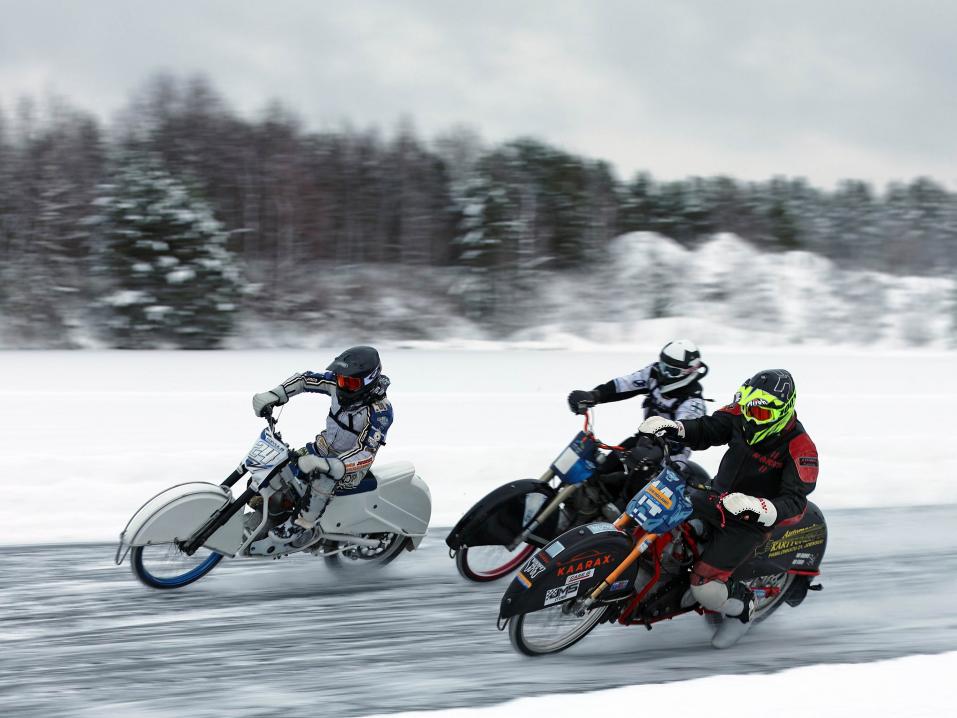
1;1;955;351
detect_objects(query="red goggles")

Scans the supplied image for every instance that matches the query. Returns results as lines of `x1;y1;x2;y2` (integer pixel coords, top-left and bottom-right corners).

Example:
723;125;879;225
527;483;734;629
744;402;775;422
336;374;364;392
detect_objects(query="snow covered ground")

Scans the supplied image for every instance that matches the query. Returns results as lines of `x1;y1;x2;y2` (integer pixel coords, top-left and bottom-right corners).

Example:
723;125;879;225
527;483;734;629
366;651;957;718
1;345;954;544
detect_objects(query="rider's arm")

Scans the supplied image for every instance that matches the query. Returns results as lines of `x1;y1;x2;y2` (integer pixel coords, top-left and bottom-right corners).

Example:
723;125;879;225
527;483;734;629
333;399;394;481
281;371;337;399
679;403;737;450
772;432;819;524
592;365;654;403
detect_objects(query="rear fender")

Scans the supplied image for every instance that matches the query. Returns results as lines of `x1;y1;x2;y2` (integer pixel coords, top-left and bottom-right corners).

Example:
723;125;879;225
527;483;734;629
320;461;431;545
499;522;638;619
736;501;827;580
118;482;245;558
446;480;558;550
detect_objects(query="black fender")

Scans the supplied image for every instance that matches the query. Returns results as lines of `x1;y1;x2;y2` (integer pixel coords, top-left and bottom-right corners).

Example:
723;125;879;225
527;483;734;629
500;522;639;619
735;501;827;580
445;480;559;550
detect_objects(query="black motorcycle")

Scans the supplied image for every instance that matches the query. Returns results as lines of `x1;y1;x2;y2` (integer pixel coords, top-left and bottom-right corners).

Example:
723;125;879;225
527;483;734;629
446;411;710;581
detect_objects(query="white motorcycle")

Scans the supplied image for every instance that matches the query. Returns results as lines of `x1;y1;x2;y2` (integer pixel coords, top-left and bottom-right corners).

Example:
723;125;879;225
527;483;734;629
115;410;432;589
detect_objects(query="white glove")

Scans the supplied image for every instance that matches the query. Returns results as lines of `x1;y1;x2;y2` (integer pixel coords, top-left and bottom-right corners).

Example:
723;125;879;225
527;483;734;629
637;416;685;438
252;385;288;417
721;493;777;527
298;453;346;482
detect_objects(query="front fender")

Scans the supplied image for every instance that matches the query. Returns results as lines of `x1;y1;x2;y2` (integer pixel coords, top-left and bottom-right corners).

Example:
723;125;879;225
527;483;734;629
499;522;639;619
446;480;559;550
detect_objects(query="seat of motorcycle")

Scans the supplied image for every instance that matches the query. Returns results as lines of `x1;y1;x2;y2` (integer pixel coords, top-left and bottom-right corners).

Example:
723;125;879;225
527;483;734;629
333;461;416;496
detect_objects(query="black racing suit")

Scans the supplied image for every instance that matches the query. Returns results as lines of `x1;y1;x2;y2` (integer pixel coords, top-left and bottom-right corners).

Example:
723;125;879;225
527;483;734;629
679;401;819;584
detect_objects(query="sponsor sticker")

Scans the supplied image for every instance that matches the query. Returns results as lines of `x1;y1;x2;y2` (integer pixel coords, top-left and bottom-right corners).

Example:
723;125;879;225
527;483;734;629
544;582;580;606
545;540;565;558
586;522;618;534
610;580;629;592
564;568;595;585
521;556;546;580
799;457;819;467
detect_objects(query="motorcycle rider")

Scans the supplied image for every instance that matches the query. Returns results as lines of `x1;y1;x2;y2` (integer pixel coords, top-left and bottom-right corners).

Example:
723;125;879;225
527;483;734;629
567;339;709;483
637;368;818;649
249;345;393;550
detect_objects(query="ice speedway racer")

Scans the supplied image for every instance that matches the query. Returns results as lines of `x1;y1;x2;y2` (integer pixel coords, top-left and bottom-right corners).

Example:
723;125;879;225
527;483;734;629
493;412;826;655
115;410;432;588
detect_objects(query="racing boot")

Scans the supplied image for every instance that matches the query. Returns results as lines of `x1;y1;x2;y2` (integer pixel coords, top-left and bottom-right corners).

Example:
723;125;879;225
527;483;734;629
711;582;755;649
263;472;338;546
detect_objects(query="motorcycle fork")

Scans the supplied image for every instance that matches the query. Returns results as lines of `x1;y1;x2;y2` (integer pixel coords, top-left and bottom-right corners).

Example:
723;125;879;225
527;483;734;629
576;515;658;613
507;470;576;550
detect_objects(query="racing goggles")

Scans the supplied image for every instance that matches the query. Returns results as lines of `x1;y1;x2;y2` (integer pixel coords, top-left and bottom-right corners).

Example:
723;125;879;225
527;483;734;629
336;374;364;392
739;391;784;423
658;361;690;379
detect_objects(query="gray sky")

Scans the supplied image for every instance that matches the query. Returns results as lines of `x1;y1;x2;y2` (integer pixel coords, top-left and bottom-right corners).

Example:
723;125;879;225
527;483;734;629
2;0;955;189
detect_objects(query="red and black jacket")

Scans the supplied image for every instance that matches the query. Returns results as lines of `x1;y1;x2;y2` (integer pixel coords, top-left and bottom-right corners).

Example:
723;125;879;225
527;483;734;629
679;403;819;525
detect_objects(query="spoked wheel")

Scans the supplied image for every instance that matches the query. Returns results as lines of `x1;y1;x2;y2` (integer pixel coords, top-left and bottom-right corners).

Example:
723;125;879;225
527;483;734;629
323;533;411;570
509;602;610;656
131;543;223;590
455;543;535;582
704;572;796;628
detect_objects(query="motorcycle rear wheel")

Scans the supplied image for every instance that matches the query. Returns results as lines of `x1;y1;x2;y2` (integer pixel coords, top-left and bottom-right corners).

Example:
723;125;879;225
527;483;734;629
323;533;410;569
455;543;535;582
508;602;610;656
131;543;222;589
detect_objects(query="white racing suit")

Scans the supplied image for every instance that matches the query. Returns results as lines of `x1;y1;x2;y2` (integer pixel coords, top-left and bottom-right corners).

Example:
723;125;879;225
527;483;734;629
601;363;707;463
281;370;393;527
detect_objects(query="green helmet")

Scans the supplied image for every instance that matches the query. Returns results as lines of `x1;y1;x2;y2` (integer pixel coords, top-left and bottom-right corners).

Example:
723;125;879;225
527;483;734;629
736;369;797;445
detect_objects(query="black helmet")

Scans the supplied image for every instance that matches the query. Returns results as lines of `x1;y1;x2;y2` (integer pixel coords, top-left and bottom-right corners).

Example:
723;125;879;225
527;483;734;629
326;346;383;407
656;339;708;394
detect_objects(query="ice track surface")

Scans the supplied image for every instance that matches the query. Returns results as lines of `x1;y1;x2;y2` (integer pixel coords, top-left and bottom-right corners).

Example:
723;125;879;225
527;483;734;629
3;506;957;718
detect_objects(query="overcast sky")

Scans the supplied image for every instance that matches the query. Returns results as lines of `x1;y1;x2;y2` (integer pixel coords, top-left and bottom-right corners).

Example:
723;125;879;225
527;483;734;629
2;1;955;189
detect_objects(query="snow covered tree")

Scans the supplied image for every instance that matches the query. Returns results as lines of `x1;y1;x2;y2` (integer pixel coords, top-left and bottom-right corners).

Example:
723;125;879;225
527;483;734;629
91;153;241;348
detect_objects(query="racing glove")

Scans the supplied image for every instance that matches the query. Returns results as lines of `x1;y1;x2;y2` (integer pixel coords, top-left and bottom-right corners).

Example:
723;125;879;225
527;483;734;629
721;493;777;527
298;453;346;482
567;389;598;414
637;416;685;439
252;385;289;417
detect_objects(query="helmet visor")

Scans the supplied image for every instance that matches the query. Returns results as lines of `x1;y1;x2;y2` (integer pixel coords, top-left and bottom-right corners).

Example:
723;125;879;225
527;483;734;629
336;374;363;392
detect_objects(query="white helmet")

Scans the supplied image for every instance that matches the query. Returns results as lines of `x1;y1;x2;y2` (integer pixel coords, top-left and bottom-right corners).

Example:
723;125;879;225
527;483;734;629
656;339;708;393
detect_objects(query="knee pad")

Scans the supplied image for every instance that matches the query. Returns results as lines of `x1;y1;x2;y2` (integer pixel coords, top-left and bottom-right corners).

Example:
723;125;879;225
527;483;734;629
690;580;730;612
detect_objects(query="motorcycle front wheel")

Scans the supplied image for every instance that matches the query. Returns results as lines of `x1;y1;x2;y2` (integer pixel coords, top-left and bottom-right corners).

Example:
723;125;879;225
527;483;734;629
455;543;535;582
131;543;222;589
508;602;610;656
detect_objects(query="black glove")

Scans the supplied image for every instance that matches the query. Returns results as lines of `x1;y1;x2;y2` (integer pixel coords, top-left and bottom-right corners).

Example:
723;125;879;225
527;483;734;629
567;389;597;414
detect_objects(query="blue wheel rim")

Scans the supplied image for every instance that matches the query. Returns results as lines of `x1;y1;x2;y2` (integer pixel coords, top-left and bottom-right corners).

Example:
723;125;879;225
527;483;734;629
137;548;221;587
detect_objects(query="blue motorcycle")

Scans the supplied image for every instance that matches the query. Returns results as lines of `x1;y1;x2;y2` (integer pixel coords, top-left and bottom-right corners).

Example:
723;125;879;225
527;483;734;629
446;410;708;581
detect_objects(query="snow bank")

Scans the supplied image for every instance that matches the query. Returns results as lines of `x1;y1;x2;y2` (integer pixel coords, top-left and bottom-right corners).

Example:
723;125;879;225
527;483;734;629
2;346;955;545
362;651;957;718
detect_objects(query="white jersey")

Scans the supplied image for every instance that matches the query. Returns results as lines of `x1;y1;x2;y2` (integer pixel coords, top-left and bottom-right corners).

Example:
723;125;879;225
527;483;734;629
281;370;393;486
607;363;707;462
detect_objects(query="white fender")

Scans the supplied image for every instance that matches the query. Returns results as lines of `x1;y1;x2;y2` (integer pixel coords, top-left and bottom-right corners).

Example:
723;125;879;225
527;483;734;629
118;482;245;558
320;461;432;548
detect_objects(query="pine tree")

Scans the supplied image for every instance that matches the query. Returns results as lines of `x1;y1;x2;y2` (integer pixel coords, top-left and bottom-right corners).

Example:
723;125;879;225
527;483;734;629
91;152;241;348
